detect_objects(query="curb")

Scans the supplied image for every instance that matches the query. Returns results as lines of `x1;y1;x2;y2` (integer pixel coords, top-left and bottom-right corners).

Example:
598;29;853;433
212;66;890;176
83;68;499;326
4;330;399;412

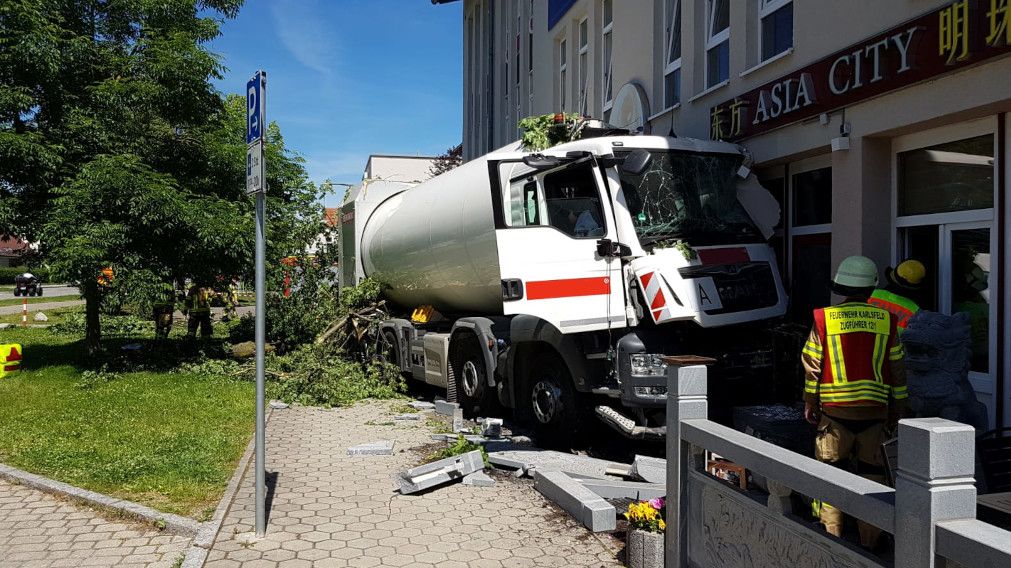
181;404;276;568
0;463;201;536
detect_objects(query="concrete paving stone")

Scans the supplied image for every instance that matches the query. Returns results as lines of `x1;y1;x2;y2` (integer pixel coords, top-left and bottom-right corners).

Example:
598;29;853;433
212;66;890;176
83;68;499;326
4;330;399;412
203;401;621;567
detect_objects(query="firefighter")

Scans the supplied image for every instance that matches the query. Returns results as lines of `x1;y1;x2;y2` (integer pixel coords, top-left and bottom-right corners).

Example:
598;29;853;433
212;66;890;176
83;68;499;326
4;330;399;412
183;282;213;339
152;282;176;339
802;255;907;548
868;259;926;332
223;278;239;322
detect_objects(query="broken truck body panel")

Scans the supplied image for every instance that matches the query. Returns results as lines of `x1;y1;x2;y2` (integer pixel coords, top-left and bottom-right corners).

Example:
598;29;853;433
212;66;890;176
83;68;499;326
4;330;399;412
339;134;787;435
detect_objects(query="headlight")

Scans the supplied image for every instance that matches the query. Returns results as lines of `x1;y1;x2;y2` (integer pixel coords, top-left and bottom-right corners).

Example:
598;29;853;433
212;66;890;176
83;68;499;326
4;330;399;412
630;353;667;376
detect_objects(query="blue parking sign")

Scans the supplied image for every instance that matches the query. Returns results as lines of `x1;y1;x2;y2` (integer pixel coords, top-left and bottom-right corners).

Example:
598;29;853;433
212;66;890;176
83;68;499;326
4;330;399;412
246;71;265;145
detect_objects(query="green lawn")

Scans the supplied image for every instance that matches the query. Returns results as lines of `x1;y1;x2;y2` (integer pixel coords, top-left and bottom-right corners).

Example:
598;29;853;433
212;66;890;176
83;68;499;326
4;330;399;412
0;325;254;520
0;305;87;326
0;294;80;307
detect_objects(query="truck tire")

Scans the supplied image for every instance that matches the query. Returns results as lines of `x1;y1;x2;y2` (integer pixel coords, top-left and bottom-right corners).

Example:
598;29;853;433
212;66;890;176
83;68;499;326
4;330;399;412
378;330;400;368
13;287;20;297
37;286;43;297
451;334;497;417
526;353;583;448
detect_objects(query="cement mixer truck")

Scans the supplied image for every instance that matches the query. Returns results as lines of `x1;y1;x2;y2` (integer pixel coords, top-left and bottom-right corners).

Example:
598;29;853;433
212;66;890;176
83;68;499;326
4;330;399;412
338;133;787;444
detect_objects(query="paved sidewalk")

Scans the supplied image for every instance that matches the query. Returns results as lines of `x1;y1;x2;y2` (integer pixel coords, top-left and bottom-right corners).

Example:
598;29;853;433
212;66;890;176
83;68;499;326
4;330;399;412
0;479;190;567
205;402;623;567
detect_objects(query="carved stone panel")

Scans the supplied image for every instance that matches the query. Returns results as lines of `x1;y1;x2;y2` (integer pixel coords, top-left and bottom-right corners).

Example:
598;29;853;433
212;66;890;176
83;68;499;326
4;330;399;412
687;472;885;568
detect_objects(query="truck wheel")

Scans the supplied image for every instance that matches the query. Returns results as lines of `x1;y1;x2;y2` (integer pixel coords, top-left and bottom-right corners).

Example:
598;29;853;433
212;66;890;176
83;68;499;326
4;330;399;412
13;288;20;297
37;287;43;297
378;330;400;368
527;353;582;448
451;334;496;416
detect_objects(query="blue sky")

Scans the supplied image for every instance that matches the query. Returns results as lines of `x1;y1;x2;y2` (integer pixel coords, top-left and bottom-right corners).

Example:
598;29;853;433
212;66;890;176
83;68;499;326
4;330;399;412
208;0;463;206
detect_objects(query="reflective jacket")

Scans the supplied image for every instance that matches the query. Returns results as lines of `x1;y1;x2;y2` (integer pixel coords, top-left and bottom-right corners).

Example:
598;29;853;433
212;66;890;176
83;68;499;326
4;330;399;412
868;289;920;332
186;287;212;314
802;302;907;419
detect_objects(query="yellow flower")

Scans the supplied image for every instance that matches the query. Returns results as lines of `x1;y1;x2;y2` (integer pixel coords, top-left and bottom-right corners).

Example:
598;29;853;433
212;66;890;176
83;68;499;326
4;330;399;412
658;519;666;531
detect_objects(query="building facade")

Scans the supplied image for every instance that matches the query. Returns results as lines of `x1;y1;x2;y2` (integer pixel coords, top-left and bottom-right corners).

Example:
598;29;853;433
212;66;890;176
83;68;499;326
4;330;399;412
451;0;1011;428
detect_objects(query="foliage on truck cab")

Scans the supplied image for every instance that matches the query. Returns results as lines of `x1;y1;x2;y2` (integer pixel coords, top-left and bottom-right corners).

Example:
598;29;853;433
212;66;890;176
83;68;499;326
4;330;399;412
519;113;584;151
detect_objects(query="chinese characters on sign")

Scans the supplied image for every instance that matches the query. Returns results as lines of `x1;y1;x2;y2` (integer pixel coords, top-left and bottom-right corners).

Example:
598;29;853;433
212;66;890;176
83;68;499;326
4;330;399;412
710;1;1011;142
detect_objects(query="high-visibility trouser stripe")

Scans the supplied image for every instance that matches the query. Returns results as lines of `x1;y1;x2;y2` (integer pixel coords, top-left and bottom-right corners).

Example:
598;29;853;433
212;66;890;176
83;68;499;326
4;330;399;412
804;380;820;394
889;345;905;361
892;385;909;399
871;334;886;382
828;335;847;384
820;391;890;404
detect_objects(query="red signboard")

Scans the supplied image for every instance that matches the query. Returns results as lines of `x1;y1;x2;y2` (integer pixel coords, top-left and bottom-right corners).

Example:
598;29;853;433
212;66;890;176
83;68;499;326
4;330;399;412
711;1;1011;142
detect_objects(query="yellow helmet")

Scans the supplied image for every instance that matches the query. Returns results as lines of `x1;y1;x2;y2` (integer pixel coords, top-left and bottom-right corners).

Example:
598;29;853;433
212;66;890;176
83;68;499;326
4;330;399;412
888;259;926;290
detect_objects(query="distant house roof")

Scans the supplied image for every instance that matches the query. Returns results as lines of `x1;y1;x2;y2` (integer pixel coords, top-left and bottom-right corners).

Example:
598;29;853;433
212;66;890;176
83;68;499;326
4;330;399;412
323;208;339;227
0;235;29;258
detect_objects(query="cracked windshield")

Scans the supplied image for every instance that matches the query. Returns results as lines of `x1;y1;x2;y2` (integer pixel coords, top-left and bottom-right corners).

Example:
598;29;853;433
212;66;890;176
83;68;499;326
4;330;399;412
618;151;762;247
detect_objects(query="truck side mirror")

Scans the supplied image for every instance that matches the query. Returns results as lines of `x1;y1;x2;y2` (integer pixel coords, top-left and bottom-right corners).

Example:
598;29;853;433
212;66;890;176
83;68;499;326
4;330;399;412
621;149;651;175
596;238;633;259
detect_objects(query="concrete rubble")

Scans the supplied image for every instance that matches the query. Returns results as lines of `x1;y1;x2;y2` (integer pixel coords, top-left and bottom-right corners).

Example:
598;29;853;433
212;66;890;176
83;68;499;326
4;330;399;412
487;449;627;479
433;399;459;416
346;440;395;456
574;478;665;500
630;455;666;484
408;401;436;410
33;312;48;322
480;417;503;438
462;471;496;487
533;470;616;532
396;449;484;494
452;407;466;433
394;413;420;421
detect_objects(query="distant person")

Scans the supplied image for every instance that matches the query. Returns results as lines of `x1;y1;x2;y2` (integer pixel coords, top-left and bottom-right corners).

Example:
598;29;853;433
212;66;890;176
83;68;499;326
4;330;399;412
868;259;926;332
223;278;239;322
572;208;603;237
183;282;213;339
152;282;176;339
802;255;906;549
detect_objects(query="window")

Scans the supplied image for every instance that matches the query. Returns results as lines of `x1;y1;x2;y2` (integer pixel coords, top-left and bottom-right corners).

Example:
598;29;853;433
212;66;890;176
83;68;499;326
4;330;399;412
578;18;589;115
543;162;605;238
759;0;792;61
792;167;832;226
898;134;995;216
706;0;730;87
504;173;542;228
602;0;614;116
663;0;682;108
559;38;567;110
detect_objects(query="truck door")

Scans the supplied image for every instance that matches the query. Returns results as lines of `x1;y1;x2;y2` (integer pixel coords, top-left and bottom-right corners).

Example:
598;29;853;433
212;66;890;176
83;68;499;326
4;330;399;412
491;155;627;333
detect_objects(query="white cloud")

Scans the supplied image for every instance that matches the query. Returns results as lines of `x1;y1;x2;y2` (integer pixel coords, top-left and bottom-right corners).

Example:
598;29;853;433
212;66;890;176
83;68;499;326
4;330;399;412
271;0;340;77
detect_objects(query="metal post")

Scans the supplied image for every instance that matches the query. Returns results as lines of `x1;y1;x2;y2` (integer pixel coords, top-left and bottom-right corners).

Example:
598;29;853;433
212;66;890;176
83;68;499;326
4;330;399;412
254;189;266;537
21;297;27;326
894;417;976;568
665;365;708;568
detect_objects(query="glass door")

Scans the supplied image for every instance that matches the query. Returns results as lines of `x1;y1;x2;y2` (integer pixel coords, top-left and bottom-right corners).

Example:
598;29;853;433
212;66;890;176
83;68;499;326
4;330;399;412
943;224;994;381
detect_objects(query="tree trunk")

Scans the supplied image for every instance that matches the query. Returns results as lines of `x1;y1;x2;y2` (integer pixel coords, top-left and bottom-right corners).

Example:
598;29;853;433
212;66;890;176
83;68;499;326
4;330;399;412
84;280;102;354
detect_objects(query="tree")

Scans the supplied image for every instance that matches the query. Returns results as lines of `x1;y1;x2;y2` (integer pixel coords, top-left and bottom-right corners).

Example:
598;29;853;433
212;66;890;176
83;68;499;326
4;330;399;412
428;143;463;177
2;1;320;352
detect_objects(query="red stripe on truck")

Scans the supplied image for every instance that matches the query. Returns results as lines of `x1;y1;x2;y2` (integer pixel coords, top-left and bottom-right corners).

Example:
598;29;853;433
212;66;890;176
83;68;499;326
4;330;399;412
526;277;611;300
697;247;750;265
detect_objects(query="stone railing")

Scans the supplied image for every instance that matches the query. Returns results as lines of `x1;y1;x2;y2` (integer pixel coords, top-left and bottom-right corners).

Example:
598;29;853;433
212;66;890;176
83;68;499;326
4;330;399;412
664;364;1011;568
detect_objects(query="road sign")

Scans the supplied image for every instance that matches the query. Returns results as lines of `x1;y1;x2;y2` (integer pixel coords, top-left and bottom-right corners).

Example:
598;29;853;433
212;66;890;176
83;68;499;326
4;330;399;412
246;71;265;145
246;140;264;194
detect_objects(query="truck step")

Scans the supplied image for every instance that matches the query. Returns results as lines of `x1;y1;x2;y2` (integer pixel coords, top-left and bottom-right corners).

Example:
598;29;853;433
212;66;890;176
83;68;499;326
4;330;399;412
594;406;666;440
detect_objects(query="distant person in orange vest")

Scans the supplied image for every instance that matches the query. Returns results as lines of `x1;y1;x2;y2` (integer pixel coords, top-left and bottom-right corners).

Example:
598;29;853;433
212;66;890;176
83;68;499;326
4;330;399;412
802;255;907;548
868;259;926;333
97;266;114;289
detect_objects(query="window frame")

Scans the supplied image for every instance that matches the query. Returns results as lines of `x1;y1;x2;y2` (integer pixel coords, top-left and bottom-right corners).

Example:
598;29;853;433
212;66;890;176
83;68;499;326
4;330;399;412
559;38;568;111
578;17;589;115
759;0;793;63
663;0;682;110
705;0;730;88
602;0;614;115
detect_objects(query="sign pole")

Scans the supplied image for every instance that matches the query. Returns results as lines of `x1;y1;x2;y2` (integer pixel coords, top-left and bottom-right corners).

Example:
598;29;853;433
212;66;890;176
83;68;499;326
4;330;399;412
254;181;266;537
246;69;267;538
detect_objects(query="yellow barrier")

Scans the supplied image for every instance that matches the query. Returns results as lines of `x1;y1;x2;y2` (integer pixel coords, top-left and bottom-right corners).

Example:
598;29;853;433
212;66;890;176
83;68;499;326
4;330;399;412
0;343;22;379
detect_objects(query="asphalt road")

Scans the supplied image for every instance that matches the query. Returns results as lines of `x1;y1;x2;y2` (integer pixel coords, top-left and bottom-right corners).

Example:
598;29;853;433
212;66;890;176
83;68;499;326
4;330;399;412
0;284;79;300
